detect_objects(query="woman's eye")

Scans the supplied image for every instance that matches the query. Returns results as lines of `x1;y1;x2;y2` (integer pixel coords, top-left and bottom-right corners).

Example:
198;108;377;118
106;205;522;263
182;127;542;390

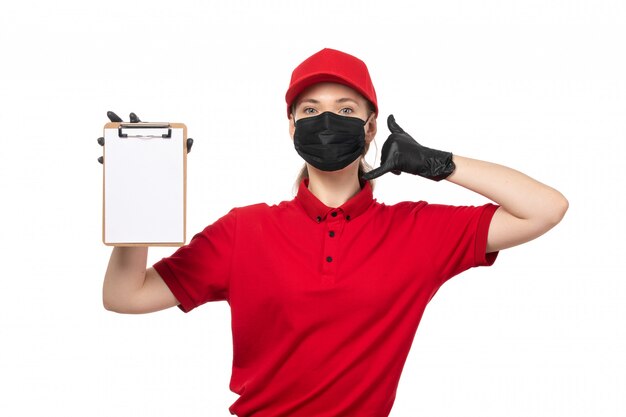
303;108;316;114
339;108;353;115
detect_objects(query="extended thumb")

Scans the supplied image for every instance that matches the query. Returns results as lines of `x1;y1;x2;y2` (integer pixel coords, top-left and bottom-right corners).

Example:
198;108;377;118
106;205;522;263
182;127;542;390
387;114;405;134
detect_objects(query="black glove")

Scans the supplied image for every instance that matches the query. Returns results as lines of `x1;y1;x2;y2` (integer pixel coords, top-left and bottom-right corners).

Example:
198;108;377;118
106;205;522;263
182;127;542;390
362;114;455;181
97;111;194;164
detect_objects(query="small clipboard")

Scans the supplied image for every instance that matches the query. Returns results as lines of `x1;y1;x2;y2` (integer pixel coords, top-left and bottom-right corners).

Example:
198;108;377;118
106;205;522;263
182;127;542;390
102;122;187;246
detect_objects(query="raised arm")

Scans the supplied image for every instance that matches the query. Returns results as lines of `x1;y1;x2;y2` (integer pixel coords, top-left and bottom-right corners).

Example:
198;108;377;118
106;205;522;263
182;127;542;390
103;247;180;314
98;111;183;314
446;155;568;252
362;115;568;253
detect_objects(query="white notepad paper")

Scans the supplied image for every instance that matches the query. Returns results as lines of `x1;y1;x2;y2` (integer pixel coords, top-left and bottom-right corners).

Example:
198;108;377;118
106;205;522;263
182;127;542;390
103;124;185;245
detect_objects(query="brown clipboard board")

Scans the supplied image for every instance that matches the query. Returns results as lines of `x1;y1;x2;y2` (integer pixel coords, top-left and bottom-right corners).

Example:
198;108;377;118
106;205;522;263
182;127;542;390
102;122;187;246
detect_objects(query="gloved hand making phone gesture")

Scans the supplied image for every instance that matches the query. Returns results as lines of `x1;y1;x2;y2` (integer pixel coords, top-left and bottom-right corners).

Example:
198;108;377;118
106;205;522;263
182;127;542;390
97;111;194;163
362;115;455;181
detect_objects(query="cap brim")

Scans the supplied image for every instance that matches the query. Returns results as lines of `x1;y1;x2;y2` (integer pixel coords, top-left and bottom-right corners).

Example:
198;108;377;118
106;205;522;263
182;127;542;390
285;73;377;118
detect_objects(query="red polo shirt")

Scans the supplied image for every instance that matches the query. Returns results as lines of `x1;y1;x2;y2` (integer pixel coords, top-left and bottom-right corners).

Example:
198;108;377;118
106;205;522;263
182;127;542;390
153;179;499;417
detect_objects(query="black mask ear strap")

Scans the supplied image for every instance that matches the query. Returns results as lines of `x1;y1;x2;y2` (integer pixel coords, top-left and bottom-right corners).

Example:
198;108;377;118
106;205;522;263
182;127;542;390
364;112;375;125
363;112;375;132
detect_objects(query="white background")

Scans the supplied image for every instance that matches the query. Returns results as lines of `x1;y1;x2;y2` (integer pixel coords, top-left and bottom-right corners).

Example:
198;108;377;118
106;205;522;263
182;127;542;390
0;1;624;416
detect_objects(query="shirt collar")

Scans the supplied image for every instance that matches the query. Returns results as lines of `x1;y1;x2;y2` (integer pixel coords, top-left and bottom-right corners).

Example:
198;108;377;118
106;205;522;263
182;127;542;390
295;178;374;223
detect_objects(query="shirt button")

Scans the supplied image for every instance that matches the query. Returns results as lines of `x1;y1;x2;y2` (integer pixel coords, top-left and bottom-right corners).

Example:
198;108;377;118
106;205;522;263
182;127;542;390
326;256;333;262
316;216;322;223
331;212;337;217
346;215;351;221
329;231;335;237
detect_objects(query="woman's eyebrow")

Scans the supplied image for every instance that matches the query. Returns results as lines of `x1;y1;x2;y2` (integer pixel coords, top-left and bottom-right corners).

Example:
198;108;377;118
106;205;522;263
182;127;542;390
336;98;359;105
297;97;359;106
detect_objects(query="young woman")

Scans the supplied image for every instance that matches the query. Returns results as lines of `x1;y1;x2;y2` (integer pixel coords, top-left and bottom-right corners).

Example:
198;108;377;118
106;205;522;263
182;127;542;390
102;48;568;417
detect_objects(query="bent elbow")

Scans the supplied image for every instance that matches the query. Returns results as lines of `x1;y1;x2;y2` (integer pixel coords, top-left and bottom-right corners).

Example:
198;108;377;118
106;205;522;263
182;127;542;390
102;293;127;313
544;192;569;228
103;301;131;314
102;286;114;312
552;193;569;224
103;296;118;313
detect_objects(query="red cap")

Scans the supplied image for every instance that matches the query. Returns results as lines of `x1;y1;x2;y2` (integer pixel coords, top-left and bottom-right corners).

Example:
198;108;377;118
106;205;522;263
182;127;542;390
285;48;378;118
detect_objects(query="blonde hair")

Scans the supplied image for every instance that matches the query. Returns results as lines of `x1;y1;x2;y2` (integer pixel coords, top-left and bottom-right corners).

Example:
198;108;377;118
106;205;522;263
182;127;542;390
291;101;377;193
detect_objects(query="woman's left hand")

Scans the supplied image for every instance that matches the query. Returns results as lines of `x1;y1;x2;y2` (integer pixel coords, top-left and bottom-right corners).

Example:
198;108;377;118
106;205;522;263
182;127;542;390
97;111;194;164
362;115;456;181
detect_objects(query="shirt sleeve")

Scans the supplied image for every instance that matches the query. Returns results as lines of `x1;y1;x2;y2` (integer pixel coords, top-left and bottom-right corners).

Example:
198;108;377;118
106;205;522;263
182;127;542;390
152;208;237;313
418;203;499;286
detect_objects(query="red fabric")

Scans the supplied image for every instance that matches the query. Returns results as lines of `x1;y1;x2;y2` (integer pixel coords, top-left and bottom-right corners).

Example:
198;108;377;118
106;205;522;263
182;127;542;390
153;179;499;417
285;48;378;118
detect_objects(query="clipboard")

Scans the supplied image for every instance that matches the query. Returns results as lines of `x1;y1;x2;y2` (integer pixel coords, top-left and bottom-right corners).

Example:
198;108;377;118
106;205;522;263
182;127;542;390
102;122;187;246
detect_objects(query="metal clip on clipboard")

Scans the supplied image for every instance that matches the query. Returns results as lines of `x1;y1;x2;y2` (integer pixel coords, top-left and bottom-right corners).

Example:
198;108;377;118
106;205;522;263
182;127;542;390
118;123;172;139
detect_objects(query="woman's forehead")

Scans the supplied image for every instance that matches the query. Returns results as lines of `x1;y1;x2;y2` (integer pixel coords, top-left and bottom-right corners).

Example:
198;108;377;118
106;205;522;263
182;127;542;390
296;82;366;105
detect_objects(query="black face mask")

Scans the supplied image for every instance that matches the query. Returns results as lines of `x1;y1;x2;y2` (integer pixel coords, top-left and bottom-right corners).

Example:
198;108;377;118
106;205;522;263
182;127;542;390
293;111;367;172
